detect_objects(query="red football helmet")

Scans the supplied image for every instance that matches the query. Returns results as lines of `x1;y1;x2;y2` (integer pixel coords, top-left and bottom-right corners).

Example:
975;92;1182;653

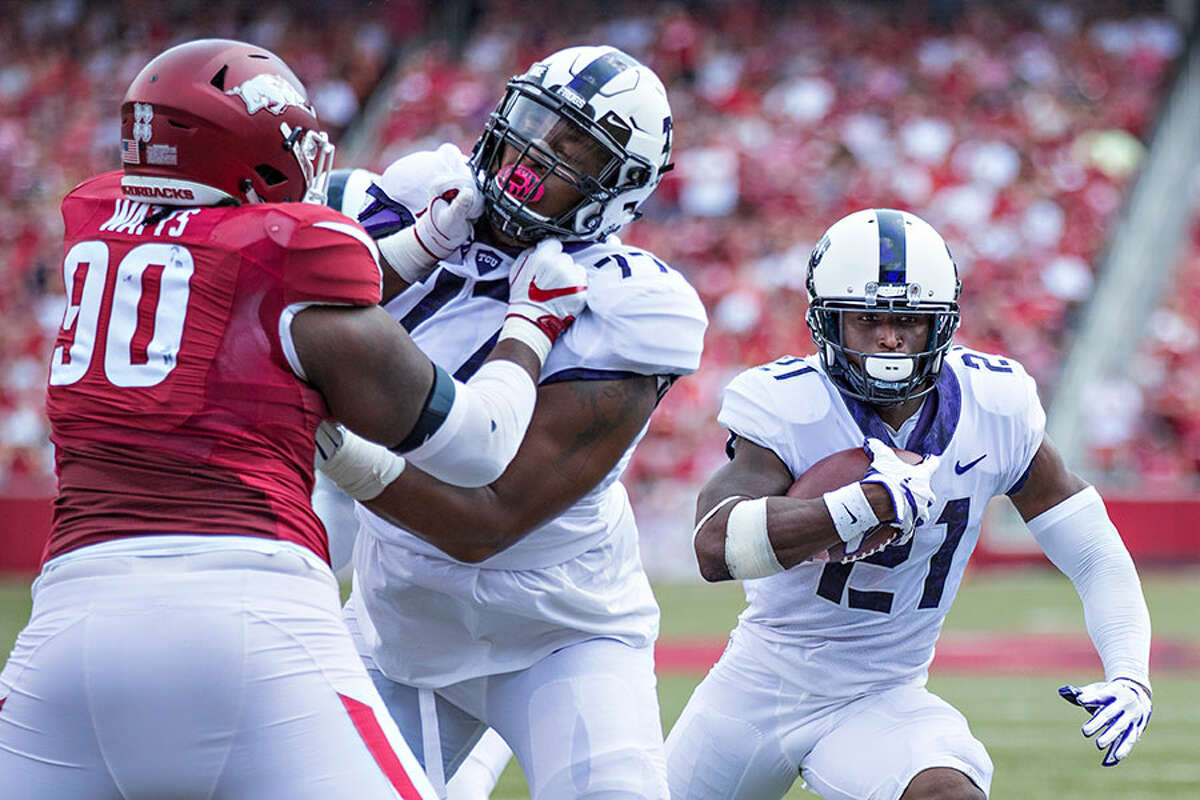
120;38;334;206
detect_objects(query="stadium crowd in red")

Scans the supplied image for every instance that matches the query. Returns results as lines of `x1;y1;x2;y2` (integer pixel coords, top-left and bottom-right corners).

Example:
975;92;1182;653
0;0;1189;511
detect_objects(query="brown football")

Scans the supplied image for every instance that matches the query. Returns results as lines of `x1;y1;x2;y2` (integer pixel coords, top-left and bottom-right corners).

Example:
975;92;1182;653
787;446;922;563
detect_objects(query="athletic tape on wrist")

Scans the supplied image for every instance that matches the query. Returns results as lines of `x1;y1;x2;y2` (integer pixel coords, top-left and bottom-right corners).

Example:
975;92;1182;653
377;226;438;285
500;315;552;365
320;430;406;501
725;497;785;580
822;482;880;543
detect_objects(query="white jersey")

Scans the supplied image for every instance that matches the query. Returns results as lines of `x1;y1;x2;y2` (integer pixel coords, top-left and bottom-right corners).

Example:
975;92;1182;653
349;145;707;685
718;347;1044;697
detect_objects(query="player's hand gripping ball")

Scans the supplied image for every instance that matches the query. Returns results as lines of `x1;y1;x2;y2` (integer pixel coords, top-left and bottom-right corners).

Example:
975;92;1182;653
787;445;924;563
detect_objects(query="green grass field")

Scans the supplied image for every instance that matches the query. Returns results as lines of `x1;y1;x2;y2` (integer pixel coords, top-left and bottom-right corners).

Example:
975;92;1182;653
3;568;1198;798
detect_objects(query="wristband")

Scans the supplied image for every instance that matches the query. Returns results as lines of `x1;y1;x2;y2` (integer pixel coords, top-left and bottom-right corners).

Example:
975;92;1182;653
821;482;880;543
724;497;785;580
499;315;553;365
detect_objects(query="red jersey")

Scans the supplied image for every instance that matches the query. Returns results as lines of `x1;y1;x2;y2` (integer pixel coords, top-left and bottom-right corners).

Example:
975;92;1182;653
44;171;381;564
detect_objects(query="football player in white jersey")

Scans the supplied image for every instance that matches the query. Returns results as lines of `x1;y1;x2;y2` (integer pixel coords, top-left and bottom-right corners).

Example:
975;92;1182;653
665;209;1152;800
318;47;707;798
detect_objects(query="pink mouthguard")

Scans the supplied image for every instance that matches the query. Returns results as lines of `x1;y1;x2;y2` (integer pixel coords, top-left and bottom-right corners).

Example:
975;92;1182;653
495;164;545;203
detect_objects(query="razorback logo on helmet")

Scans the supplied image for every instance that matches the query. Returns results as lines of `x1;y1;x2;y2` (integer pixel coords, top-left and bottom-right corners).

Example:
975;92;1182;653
226;73;310;116
124;185;196;200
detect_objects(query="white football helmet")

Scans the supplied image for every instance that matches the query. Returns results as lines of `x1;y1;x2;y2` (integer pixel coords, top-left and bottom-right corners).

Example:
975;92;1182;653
471;45;673;243
326;167;379;220
806;208;961;406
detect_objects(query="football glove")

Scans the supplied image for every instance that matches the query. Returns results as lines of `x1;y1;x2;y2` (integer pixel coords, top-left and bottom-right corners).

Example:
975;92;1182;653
377;144;484;284
500;239;587;365
1059;678;1152;766
860;437;939;544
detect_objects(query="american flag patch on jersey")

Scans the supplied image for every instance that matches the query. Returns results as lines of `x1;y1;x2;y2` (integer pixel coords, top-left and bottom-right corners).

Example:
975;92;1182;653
121;139;140;164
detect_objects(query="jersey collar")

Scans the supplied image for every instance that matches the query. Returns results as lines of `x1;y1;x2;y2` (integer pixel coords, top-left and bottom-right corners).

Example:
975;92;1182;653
838;364;961;456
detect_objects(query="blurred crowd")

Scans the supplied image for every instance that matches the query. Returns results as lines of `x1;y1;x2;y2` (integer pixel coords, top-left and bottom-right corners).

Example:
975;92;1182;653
1118;197;1200;488
0;1;1190;519
0;0;405;492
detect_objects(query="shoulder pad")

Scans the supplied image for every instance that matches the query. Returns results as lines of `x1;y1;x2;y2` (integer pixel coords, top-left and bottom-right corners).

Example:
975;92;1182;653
947;346;1039;417
264;205;379;265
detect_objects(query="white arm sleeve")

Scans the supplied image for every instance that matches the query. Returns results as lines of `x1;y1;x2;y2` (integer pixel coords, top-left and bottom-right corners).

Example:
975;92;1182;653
1027;486;1151;686
404;359;536;488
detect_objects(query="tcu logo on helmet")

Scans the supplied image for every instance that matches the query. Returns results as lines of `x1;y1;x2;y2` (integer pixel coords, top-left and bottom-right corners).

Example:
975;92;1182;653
226;74;310;115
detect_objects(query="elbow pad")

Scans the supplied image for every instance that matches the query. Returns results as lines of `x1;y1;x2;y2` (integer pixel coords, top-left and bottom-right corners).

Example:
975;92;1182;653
402;360;535;487
1027;486;1151;686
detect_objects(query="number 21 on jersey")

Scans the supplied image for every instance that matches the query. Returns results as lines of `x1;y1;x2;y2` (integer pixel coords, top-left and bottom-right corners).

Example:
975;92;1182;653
50;240;194;389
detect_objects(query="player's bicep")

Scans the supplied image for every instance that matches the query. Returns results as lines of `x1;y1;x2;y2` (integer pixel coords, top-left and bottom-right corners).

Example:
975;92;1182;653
696;436;793;524
1008;435;1089;521
290;304;434;446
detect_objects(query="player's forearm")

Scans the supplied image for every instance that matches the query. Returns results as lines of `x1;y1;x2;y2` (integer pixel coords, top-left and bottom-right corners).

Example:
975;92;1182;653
693;485;893;581
482;338;542;384
1028;486;1152;685
379;264;412;304
362;471;554;562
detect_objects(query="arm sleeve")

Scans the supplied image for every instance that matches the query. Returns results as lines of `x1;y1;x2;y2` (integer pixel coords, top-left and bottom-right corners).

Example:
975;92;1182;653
403;359;537;487
1027;486;1152;687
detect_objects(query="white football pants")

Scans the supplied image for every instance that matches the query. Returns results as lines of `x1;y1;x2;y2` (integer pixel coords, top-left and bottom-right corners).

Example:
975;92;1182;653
665;632;992;800
345;596;669;799
0;545;437;800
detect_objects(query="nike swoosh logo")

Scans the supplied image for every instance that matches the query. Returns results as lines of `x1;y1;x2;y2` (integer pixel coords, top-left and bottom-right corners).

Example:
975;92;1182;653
842;504;857;524
954;454;987;474
527;279;586;303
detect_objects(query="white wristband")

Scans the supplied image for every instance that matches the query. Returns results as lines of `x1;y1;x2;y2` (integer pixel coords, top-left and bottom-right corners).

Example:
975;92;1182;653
725;497;785;580
499;315;552;365
320;428;406;501
822;483;880;543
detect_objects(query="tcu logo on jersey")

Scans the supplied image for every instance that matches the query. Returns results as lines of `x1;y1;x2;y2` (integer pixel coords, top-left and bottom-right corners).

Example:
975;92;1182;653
475;249;502;274
226;74;309;115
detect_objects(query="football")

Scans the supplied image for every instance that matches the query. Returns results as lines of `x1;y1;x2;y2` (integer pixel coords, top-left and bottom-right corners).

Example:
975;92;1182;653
787;446;923;563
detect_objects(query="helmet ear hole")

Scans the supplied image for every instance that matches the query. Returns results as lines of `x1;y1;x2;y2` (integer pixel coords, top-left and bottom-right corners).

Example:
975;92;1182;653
255;164;288;185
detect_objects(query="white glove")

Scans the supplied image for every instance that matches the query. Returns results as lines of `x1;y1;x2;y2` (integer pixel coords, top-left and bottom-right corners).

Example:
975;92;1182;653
315;420;406;501
500;239;588;364
377;150;484;284
859;437;939;544
1059;678;1152;766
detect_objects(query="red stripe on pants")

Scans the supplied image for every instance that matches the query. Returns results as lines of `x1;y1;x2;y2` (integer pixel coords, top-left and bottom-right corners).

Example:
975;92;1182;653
339;693;425;799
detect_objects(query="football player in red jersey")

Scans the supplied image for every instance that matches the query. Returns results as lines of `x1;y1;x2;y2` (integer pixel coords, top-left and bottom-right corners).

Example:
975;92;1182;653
0;39;587;800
